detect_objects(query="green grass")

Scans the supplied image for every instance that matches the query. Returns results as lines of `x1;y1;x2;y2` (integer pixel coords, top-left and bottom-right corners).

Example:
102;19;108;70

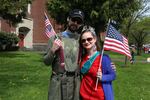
0;51;150;100
106;52;150;100
0;51;51;100
114;62;150;100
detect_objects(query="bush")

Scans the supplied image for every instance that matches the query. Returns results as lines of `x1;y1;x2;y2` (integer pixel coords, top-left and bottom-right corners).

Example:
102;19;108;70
0;32;19;51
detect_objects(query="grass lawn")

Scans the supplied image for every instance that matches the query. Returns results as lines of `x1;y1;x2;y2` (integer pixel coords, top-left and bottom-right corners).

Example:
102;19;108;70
107;51;150;100
0;51;51;100
0;51;150;100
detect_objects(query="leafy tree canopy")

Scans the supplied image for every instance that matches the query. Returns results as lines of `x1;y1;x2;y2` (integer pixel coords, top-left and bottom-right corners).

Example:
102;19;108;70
130;16;150;43
47;0;141;33
0;0;32;25
129;17;150;55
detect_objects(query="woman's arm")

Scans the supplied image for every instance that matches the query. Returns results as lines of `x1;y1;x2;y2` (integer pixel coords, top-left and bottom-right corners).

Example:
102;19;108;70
101;54;116;82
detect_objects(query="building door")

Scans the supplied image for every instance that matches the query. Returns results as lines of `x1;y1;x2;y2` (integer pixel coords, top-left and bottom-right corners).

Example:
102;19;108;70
18;34;24;48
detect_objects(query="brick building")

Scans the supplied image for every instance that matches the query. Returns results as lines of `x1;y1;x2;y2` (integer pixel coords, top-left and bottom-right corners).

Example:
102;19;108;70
0;0;63;51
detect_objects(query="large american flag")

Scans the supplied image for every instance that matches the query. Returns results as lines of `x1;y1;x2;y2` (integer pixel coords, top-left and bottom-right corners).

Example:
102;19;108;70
104;24;131;58
44;13;56;38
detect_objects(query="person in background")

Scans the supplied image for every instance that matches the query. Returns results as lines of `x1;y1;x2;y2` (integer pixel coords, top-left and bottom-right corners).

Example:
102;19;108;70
43;9;85;100
130;46;136;64
78;26;116;100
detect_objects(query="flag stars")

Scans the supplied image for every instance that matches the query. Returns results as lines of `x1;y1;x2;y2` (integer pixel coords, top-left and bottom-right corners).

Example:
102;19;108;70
104;23;131;58
107;25;123;42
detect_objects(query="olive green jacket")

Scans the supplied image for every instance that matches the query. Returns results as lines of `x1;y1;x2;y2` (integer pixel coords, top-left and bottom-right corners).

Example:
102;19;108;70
43;30;80;74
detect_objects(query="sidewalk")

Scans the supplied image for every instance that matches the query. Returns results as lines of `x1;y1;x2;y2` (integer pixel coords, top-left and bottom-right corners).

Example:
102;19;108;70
112;58;150;63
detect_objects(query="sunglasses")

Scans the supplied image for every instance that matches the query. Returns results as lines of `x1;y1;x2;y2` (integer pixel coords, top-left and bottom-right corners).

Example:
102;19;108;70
71;18;82;24
81;37;93;43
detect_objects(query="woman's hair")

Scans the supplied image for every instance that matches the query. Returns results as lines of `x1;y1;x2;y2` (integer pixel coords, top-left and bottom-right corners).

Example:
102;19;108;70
78;25;100;63
81;25;96;36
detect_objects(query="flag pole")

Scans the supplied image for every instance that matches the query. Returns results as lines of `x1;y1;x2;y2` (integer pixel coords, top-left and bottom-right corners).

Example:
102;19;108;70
95;19;111;90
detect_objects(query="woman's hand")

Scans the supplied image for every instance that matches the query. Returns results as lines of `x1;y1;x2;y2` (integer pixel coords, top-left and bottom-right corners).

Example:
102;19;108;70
97;69;102;81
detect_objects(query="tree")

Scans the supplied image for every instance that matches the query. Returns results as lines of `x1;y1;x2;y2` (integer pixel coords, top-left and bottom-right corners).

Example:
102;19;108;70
121;0;150;37
130;17;150;55
0;0;32;26
116;0;150;65
46;0;140;33
0;32;19;51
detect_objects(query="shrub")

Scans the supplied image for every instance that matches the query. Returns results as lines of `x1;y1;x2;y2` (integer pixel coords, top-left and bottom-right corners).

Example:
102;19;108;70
0;32;19;51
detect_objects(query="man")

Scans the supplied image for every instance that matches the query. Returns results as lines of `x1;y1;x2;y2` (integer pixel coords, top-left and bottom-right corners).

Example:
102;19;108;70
43;9;85;100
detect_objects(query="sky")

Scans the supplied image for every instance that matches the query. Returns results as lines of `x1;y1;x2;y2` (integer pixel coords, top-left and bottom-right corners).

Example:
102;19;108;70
144;1;150;16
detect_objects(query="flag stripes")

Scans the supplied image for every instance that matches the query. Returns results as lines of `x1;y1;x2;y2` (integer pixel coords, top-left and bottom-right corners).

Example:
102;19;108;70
44;13;56;38
104;24;131;58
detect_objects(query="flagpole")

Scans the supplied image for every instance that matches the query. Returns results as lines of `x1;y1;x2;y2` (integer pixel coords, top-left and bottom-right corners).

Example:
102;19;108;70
95;19;111;90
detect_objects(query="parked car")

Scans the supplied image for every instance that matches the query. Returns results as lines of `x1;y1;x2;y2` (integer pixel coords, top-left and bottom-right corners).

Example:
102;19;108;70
143;44;150;54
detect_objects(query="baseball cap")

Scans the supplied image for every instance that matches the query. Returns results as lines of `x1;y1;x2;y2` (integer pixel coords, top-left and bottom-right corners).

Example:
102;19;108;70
69;9;84;22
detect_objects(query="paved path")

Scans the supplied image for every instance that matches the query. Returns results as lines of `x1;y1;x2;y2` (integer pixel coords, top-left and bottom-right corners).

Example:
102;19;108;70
112;59;150;63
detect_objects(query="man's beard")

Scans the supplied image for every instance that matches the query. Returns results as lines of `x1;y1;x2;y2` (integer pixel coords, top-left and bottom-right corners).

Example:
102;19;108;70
68;25;78;33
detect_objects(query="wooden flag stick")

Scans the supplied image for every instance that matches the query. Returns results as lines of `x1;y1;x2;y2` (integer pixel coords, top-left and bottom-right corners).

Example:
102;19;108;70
95;19;111;90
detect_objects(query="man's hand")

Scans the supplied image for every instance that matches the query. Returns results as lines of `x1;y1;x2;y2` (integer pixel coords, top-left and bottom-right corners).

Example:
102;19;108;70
51;39;62;53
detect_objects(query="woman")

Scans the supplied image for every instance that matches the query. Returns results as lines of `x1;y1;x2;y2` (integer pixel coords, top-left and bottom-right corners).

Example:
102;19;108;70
78;26;116;100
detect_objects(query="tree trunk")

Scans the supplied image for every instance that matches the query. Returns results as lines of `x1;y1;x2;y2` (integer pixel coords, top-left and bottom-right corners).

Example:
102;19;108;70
124;56;128;67
2;44;6;50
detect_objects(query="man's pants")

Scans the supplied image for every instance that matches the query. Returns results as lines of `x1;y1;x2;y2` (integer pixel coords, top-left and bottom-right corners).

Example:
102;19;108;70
48;74;81;100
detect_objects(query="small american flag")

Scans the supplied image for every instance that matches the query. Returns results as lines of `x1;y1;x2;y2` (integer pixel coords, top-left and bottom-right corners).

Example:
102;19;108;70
44;12;65;68
104;24;131;58
44;13;56;38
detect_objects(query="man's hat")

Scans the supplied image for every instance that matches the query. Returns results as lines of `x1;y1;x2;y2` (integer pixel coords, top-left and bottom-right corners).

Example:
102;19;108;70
69;9;84;22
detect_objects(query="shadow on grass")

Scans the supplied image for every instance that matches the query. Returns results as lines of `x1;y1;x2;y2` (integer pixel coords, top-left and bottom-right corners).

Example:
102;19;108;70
0;52;31;58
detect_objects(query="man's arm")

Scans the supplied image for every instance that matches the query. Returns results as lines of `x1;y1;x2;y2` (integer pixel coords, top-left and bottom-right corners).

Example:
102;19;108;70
43;36;62;65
